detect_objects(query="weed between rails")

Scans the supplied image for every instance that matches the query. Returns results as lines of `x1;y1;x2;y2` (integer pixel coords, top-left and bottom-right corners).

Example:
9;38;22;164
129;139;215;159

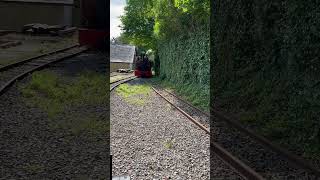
163;139;175;149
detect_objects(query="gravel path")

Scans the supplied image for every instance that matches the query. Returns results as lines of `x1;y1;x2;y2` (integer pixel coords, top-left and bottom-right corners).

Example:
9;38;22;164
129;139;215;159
0;51;110;179
111;79;243;179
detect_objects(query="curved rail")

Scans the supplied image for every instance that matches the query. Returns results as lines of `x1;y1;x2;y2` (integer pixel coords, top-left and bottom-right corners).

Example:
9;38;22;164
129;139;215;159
110;76;136;91
0;44;79;72
151;86;265;180
0;45;88;96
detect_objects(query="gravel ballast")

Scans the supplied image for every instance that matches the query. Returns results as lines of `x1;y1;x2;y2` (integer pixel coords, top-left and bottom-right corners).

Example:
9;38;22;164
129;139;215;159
111;79;243;179
0;51;110;179
153;86;318;179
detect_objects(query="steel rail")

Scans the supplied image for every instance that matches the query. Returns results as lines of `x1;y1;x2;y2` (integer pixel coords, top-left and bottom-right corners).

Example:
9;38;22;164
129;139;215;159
152;87;210;134
0;44;79;72
161;87;320;177
0;45;88;96
110;75;135;84
110;76;136;91
161;88;210;116
151;86;265;180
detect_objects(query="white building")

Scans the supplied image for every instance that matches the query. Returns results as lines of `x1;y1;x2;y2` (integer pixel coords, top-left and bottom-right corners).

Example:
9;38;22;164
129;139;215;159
110;44;136;72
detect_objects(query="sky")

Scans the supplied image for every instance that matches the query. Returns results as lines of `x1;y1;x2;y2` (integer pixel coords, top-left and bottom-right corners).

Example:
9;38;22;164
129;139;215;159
110;0;126;39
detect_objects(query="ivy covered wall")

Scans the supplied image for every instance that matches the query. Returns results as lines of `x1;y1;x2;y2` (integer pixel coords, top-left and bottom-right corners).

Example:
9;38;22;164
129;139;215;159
158;26;209;87
212;0;320;157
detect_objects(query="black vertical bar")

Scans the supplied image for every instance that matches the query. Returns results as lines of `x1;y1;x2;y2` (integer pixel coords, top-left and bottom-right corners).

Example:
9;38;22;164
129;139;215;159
110;155;112;179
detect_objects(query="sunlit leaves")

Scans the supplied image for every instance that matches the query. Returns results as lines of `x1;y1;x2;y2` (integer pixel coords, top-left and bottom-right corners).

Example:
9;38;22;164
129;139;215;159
120;0;209;49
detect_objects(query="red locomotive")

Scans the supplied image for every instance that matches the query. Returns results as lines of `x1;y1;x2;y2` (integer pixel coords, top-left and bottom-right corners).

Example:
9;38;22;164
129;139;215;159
78;0;107;49
134;54;152;78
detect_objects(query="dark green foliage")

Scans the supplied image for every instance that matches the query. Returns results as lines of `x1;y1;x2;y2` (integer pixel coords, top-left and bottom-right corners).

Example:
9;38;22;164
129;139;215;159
120;0;156;49
154;50;160;76
213;0;320;158
121;0;209;49
158;25;209;96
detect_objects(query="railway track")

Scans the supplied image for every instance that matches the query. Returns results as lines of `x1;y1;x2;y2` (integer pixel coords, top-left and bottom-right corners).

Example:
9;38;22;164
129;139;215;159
110;79;263;179
151;87;264;180
110;76;136;91
0;45;88;95
151;86;320;179
160;89;320;177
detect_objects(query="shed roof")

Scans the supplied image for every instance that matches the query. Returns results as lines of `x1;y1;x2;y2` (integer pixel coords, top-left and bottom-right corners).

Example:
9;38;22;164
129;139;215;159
110;44;136;64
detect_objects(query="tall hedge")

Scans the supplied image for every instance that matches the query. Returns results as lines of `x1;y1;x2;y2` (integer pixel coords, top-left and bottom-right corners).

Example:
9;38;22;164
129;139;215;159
212;0;320;156
158;25;210;89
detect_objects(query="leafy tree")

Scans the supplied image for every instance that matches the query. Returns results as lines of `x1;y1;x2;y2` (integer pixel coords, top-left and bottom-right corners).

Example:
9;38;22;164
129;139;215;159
120;0;156;50
120;0;209;47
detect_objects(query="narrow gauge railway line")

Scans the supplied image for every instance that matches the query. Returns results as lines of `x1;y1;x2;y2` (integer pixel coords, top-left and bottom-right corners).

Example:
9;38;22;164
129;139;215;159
110;72;132;77
152;86;320;179
152;87;210;128
110;76;136;91
0;45;88;95
110;74;135;84
151;87;264;180
110;79;240;179
111;81;262;179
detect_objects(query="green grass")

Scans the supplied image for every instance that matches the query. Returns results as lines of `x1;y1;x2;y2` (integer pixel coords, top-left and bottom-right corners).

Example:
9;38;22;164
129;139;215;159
116;84;151;105
20;71;109;136
116;84;151;97
20;71;107;118
150;77;209;112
